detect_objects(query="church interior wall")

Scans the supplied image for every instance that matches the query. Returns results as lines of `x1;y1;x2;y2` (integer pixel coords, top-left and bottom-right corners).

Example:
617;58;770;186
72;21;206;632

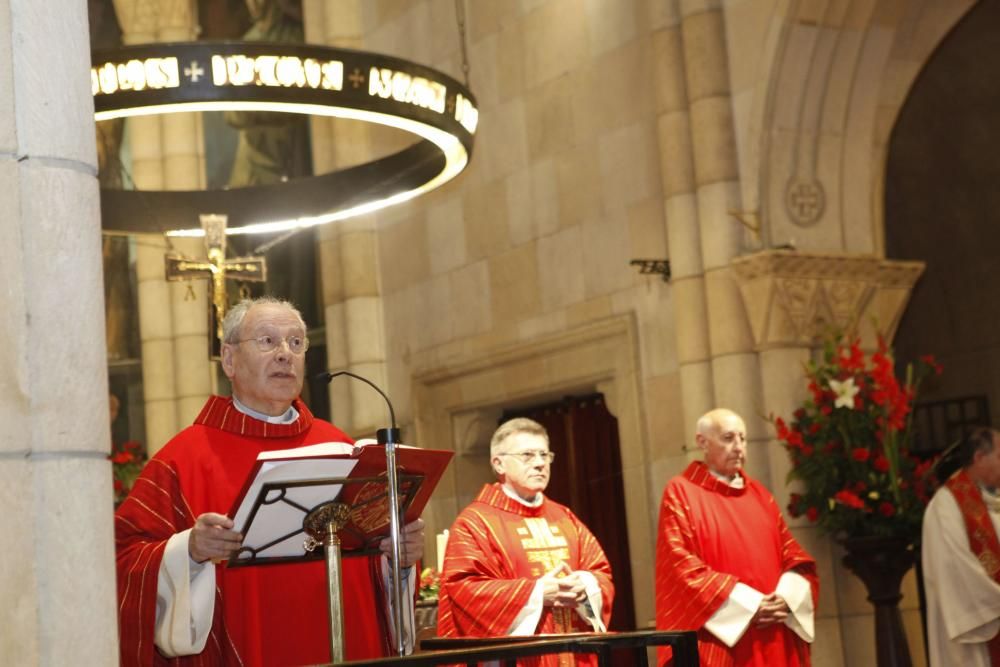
721;0;975;260
57;0;993;663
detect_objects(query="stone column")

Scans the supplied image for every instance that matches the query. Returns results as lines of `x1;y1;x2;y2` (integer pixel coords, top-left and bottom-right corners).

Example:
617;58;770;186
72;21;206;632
0;0;118;663
732;249;925;665
650;2;715;451
676;1;769;480
306;0;389;435
731;250;926;501
111;1;178;450
113;0;210;451
136;235;180;451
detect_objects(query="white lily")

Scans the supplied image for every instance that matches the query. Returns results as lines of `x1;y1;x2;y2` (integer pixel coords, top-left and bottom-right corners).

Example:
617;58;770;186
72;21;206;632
828;377;860;409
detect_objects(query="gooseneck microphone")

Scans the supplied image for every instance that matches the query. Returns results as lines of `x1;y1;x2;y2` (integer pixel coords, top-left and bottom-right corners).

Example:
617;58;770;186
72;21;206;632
315;370;400;445
316;370;406;656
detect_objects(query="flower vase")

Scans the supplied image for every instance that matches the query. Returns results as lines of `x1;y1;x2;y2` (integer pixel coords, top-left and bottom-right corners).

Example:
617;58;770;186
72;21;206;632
839;536;915;667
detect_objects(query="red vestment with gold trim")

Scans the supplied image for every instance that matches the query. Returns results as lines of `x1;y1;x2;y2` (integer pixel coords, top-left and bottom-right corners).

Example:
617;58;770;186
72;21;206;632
115;395;390;666
437;483;614;667
655;461;818;667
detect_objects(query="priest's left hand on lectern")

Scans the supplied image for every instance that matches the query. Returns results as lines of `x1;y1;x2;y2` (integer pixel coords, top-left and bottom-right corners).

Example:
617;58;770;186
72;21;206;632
114;297;421;666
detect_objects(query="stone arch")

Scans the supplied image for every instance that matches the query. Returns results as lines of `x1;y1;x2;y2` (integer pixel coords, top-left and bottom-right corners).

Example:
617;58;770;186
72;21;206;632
741;0;977;254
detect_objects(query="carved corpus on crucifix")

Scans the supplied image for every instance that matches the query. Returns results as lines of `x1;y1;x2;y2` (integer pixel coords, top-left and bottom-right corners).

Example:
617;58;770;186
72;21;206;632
164;214;267;355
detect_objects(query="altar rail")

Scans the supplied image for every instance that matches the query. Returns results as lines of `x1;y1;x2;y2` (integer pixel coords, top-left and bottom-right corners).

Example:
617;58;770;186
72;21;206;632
329;630;699;666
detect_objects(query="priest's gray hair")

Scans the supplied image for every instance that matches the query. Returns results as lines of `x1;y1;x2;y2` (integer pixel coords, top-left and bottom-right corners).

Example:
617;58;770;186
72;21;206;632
222;297;307;344
490;417;549;457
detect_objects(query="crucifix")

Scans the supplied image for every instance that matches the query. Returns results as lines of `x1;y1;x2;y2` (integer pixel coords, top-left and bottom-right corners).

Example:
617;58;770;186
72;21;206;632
165;214;267;355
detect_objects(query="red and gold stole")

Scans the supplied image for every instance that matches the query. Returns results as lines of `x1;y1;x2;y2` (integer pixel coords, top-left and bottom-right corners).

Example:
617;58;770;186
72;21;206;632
945;469;1000;664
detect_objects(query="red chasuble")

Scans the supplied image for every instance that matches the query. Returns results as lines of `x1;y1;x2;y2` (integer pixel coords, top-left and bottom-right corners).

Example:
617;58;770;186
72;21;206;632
437;483;614;667
655;462;818;667
115;396;391;667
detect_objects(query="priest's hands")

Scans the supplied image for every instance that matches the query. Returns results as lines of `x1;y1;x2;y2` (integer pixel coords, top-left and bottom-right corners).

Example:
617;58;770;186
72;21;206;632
540;562;588;608
378;518;425;568
754;593;790;627
189;513;243;564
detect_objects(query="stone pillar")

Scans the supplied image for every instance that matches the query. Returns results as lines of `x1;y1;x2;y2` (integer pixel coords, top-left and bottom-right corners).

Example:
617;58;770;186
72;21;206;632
306;0;389;435
650;2;714;452
136;235;180;451
676;1;769;479
732;249;925;666
113;0;210;451
0;0;118;663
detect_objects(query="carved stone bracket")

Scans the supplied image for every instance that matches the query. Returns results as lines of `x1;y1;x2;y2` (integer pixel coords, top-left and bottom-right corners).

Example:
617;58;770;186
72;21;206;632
730;250;925;350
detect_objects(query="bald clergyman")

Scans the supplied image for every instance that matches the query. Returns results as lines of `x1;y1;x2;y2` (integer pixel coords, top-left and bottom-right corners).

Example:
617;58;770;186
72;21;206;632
655;408;818;666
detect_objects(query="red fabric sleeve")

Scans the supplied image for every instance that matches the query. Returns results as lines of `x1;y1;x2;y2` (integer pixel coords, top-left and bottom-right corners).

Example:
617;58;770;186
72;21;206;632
436;507;538;637
655;480;738;633
571;512;615;628
775;500;820;608
115;458;238;666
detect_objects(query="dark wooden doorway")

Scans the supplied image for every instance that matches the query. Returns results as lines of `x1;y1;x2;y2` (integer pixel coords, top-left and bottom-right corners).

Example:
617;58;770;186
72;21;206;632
502;394;636;633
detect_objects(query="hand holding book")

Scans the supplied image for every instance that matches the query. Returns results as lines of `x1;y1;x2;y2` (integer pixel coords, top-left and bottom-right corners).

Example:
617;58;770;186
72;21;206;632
226;440;452;566
189;512;242;563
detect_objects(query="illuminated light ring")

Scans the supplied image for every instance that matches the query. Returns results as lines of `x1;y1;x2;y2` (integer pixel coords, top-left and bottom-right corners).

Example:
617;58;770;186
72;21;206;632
93;41;478;236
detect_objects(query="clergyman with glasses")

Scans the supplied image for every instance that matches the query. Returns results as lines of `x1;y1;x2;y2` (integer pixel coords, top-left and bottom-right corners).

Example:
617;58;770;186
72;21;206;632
437;418;615;665
115;297;424;665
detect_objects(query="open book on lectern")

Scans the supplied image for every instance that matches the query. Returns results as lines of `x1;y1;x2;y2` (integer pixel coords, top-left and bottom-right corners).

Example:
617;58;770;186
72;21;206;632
226;441;453;567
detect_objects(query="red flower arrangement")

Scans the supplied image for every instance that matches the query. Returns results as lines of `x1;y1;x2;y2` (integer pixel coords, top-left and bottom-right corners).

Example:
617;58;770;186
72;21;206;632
110;440;145;505
418;567;441;601
773;332;942;541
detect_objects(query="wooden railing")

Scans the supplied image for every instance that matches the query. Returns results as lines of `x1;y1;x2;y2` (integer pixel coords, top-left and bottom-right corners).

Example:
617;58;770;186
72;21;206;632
910;395;990;456
326;630;699;666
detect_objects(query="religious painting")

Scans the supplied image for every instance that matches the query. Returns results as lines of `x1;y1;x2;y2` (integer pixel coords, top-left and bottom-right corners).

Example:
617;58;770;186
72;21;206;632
201;0;312;192
102;235;141;362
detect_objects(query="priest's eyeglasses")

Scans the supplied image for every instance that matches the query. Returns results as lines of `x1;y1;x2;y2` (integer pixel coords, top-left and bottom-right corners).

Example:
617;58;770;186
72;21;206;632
499;450;555;464
235;334;310;355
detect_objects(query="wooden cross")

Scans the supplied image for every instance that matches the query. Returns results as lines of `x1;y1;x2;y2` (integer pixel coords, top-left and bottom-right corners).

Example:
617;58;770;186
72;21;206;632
164;214;267;352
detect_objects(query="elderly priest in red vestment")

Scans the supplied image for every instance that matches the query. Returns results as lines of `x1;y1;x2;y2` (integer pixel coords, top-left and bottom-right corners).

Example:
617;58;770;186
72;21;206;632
437;417;615;665
115;297;424;666
655;408;818;666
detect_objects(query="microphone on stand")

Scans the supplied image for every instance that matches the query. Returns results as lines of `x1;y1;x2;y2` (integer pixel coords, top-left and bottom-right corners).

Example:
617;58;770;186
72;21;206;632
316;370;406;657
316;370;401;444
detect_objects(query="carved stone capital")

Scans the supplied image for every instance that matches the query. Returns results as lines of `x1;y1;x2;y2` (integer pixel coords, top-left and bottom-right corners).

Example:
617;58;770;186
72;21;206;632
730;250;924;350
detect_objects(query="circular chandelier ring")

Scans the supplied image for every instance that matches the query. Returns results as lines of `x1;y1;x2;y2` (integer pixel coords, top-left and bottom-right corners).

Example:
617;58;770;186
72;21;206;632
92;41;479;237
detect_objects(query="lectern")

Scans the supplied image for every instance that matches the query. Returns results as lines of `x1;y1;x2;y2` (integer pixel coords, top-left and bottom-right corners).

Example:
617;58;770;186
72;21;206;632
228;443;452;662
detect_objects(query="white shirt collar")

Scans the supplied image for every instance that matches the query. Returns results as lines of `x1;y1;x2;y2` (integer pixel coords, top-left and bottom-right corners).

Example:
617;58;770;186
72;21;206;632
501;483;545;507
232;395;299;424
708;467;745;489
